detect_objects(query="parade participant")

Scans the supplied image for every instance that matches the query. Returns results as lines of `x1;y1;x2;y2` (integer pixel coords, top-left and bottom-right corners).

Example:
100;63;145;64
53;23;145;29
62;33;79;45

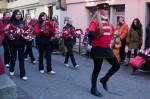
0;20;4;45
88;3;120;97
50;16;59;53
117;16;129;64
24;14;36;64
61;17;69;56
62;18;79;68
5;9;27;80
1;11;11;68
0;20;4;75
34;12;55;74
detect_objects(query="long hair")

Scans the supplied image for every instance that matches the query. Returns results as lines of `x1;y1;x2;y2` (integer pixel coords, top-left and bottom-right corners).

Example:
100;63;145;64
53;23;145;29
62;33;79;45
131;18;142;30
36;12;48;28
9;9;23;23
90;10;112;37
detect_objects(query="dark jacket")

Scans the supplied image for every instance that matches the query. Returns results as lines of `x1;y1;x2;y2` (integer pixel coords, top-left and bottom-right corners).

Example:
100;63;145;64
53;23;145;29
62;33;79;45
145;27;150;49
8;20;26;45
62;24;76;46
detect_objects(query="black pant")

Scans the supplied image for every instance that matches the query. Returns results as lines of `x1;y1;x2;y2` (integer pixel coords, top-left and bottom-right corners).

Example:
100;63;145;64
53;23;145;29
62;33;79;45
51;38;59;53
91;57;120;89
3;43;10;65
9;44;25;77
120;40;126;61
24;41;35;62
127;49;138;59
37;44;52;72
64;44;77;66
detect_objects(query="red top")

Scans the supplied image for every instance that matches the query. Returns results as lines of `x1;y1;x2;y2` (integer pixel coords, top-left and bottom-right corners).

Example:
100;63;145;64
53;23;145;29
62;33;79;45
0;20;4;45
0;20;4;35
34;24;42;35
89;19;114;47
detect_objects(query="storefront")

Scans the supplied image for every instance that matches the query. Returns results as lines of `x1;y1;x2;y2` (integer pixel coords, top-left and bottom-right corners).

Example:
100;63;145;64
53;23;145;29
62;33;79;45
66;0;150;48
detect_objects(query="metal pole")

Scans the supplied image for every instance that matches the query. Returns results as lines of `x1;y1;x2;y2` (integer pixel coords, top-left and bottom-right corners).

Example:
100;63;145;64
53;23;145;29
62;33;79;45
79;37;81;55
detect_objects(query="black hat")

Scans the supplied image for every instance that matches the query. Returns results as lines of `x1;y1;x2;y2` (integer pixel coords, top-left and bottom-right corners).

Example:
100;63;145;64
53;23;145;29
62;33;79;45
96;3;110;10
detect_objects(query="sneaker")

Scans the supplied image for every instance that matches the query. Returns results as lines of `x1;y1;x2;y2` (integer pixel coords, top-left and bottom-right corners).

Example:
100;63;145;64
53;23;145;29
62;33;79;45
24;58;28;61
124;59;130;66
22;76;28;80
48;71;55;75
32;61;36;64
5;64;10;68
64;64;69;67
10;72;14;76
40;70;45;74
74;64;80;68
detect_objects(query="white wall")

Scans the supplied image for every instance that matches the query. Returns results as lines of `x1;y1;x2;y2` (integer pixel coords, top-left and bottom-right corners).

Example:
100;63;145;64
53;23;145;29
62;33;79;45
7;0;39;9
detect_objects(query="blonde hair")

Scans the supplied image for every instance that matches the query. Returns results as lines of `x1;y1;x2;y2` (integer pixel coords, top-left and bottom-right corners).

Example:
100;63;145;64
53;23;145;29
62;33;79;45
90;10;112;37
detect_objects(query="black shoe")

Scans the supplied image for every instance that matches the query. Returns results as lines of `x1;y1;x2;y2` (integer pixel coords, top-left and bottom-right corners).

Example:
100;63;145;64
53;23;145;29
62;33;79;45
131;68;137;75
100;78;108;91
119;60;125;64
91;89;102;97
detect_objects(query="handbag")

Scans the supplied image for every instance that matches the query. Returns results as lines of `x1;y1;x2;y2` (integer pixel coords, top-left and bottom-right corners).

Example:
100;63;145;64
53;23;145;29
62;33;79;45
129;55;146;69
0;56;4;75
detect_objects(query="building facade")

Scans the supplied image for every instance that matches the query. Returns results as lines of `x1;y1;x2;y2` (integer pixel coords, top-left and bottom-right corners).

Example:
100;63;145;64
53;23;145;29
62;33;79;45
0;0;7;17
66;0;150;48
5;0;67;31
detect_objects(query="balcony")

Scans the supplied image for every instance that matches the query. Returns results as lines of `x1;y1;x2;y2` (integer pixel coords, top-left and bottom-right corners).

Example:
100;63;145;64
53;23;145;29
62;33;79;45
39;0;56;5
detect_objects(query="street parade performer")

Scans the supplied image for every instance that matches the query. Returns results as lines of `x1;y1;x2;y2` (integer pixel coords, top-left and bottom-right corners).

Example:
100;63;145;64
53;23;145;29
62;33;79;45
88;3;120;97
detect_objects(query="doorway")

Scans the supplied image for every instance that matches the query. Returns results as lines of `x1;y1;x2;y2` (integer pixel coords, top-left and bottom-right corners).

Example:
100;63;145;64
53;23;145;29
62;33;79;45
48;6;53;20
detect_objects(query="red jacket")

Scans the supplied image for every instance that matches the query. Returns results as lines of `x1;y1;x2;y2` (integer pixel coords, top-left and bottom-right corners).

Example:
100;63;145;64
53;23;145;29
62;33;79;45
0;20;4;45
89;19;114;47
34;24;42;35
34;22;55;36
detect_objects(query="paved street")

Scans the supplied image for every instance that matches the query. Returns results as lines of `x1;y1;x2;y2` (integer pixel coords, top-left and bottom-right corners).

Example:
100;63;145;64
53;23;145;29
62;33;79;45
1;47;150;99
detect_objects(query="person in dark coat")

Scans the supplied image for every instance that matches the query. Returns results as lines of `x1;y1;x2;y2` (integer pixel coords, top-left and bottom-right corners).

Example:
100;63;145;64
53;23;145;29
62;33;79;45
34;12;55;74
126;18;143;74
7;10;27;80
62;18;79;68
145;22;150;49
88;3;120;97
1;11;11;68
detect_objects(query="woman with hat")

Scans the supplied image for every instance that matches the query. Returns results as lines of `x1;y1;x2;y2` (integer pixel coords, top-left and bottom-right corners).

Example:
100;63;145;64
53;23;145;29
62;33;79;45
117;16;129;64
88;3;120;97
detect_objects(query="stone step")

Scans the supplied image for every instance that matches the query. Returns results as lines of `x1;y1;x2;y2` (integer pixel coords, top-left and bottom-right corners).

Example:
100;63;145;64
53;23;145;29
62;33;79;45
0;74;17;99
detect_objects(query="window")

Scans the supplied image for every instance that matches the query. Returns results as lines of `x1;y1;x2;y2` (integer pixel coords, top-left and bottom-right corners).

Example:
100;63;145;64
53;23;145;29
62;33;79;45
115;6;125;12
7;0;17;3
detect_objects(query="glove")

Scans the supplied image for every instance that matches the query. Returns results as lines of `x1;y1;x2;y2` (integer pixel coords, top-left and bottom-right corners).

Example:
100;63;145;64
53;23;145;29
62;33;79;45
88;31;95;39
115;37;120;43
